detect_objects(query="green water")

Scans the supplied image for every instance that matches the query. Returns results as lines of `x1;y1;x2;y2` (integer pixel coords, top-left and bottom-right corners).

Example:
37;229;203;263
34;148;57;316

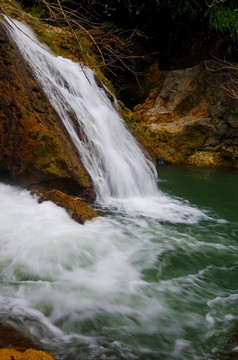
0;166;238;360
158;165;238;222
155;165;238;359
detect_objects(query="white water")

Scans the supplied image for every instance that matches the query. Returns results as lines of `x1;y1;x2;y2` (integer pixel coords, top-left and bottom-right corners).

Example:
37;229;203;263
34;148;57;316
0;181;237;360
1;16;237;360
3;17;158;204
2;17;208;221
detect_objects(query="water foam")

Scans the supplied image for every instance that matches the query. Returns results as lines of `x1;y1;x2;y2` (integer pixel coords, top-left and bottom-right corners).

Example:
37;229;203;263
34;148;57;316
3;17;157;203
1;16;236;360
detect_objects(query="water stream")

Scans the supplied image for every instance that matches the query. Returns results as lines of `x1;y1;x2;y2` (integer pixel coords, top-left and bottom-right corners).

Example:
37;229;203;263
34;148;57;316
3;17;157;203
0;16;238;360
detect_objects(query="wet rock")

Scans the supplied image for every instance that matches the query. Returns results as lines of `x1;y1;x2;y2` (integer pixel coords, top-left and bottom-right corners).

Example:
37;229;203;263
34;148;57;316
0;322;57;359
0;19;97;220
0;323;36;351
31;186;98;224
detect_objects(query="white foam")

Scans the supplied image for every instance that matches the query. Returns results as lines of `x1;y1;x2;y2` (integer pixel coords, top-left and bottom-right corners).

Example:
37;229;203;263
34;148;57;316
3;17;158;202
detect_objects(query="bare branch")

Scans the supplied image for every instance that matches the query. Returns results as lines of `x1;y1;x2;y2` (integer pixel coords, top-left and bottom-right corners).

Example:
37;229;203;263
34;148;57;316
205;59;238;99
37;0;146;80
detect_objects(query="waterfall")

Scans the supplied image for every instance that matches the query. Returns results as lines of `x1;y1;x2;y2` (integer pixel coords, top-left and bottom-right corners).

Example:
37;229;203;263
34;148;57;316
3;17;158;204
2;18;236;360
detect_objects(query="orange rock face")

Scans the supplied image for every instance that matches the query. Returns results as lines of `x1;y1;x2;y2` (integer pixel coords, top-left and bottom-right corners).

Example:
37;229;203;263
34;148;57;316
0;348;56;360
0;19;97;222
32;186;98;223
0;322;57;359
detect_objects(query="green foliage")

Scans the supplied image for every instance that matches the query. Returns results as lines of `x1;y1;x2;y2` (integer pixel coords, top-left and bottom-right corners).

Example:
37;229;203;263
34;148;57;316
160;0;238;43
29;5;47;19
59;42;69;50
129;115;137;123
206;3;238;42
160;0;202;21
102;21;118;31
232;152;238;162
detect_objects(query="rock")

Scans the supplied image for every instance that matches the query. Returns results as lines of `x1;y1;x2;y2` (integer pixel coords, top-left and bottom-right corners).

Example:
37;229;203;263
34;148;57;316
187;151;222;167
225;332;238;359
0;19;97;221
0;322;36;350
132;61;238;167
228;114;238;129
31;186;98;224
0;348;56;360
0;322;57;359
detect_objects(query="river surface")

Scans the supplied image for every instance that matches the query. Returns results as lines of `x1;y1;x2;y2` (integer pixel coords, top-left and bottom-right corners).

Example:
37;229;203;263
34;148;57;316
0;165;237;360
1;15;238;360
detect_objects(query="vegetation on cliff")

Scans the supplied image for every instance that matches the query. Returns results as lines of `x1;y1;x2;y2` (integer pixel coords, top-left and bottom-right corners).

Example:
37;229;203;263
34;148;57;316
0;0;237;190
14;0;237;102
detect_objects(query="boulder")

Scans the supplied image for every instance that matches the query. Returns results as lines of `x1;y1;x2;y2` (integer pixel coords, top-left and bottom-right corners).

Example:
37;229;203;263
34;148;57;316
133;61;238;167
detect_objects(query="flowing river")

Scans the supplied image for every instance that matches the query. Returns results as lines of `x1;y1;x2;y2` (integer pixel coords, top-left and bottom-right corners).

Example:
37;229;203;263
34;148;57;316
0;15;238;360
0;166;237;360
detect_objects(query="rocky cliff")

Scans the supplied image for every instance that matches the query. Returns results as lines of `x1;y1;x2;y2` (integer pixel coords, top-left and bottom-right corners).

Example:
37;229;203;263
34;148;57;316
0;19;97;223
132;61;238;168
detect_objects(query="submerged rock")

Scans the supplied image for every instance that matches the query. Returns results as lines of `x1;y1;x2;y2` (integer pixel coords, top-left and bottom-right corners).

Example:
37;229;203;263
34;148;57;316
133;61;238;167
0;19;97;223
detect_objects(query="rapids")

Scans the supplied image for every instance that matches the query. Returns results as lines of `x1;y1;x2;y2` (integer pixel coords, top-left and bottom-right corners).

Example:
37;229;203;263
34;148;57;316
0;15;237;360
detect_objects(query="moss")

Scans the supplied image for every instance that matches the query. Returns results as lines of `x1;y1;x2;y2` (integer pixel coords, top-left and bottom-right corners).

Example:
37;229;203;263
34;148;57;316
28;134;60;172
222;114;228;121
128;115;137;123
28;5;48;19
174;96;195;116
202;147;213;151
232;153;238;163
18;86;32;116
59;41;69;50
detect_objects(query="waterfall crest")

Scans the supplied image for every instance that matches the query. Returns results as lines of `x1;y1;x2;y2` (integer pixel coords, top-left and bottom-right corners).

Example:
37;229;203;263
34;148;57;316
3;17;158;203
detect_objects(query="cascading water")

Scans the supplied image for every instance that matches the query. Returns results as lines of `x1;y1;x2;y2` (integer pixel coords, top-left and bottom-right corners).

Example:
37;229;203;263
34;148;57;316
1;16;238;360
3;17;158;203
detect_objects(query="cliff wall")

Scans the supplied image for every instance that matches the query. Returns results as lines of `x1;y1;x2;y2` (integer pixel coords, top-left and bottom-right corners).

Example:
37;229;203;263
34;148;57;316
132;61;238;168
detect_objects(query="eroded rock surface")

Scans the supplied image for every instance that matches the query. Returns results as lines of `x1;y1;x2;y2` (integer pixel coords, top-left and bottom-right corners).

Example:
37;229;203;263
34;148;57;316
133;61;238;167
